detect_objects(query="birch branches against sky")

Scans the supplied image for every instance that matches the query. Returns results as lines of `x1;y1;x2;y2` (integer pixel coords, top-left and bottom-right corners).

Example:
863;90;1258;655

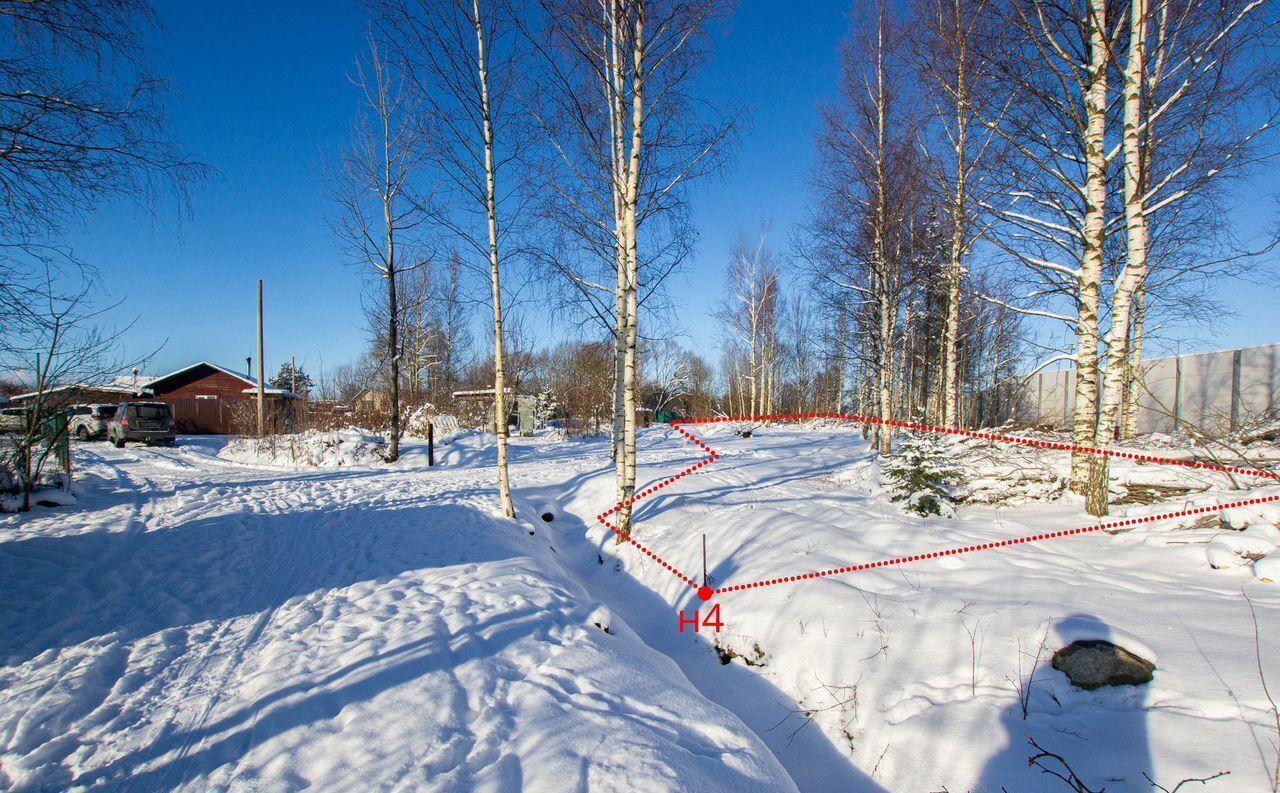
348;0;734;526
369;0;525;517
328;39;429;463
983;0;1279;511
795;0;1278;516
523;0;736;536
324;0;1278;524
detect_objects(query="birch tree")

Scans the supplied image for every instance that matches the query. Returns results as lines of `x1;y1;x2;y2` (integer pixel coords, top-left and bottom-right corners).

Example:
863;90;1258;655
984;0;1276;513
372;0;524;518
982;0;1117;510
329;40;427;462
715;231;781;418
807;0;915;457
1;0;200;380
526;0;735;536
1104;0;1279;446
912;0;1003;428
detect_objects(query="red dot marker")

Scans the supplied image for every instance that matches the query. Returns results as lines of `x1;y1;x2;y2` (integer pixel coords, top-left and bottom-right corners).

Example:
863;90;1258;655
697;586;713;601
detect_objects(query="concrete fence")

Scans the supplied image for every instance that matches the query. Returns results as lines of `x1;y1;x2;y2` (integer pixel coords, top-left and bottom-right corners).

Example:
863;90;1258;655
1021;341;1280;436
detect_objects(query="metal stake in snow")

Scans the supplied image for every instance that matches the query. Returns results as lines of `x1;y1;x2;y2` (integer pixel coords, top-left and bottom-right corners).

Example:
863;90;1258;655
702;533;707;589
256;279;265;438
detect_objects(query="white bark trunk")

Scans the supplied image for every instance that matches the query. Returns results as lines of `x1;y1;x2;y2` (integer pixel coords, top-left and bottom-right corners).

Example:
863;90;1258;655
1121;287;1145;440
472;0;514;519
942;0;968;430
614;0;645;537
1071;0;1109;514
1099;0;1150;458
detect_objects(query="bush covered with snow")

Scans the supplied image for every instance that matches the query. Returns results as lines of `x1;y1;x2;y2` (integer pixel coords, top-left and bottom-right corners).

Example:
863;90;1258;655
404;406;462;441
883;431;964;517
220;429;388;467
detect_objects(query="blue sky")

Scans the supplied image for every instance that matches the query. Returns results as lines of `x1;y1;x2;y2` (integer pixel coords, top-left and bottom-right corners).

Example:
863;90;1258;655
69;0;1279;380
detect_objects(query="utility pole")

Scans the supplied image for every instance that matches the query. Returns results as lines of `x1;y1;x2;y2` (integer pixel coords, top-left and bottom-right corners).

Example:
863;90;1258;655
257;279;265;438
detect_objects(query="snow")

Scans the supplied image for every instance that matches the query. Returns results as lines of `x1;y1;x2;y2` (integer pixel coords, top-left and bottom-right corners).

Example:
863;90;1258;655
219;429;389;468
3;424;1279;791
0;437;793;792
1207;531;1277;569
1255;555;1280;583
550;424;1280;791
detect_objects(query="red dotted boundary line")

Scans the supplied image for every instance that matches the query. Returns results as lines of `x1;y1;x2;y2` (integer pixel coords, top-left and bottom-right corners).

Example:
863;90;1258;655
715;493;1280;593
681;414;1280;484
593;413;1280;598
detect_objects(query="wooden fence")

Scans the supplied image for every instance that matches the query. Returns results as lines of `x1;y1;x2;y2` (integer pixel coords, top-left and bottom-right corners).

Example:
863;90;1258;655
168;398;295;435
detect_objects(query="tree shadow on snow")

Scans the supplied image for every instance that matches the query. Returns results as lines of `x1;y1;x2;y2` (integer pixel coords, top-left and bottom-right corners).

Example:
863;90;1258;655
0;495;522;666
529;478;891;793
633;449;872;525
63;604;544;791
973;614;1153;793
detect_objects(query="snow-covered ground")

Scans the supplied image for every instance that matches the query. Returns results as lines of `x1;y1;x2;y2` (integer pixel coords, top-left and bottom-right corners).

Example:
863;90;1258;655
0;435;792;792
2;424;1278;791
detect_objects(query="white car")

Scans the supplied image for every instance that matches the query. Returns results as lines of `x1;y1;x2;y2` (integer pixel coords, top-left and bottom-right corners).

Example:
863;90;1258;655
68;403;119;441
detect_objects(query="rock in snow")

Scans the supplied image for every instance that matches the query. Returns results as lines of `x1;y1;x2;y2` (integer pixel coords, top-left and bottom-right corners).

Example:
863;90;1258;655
1052;639;1156;690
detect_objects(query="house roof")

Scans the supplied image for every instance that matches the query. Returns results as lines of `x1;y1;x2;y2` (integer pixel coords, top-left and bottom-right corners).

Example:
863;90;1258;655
13;361;301;403
147;361;297;397
451;388;514;398
10;382;151;402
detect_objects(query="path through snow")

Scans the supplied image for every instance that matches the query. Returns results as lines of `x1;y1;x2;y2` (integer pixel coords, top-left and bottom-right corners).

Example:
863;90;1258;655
0;436;796;792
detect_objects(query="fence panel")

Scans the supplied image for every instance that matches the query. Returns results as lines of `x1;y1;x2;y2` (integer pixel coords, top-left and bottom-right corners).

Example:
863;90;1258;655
1023;341;1280;436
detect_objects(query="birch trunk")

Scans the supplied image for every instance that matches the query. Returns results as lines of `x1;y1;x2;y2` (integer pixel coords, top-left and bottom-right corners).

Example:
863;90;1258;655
942;0;969;430
1121;287;1145;439
873;7;893;457
1072;0;1109;515
382;89;401;461
878;289;894;457
835;307;847;413
1098;0;1150;459
386;223;401;461
614;0;644;538
472;0;514;519
749;318;759;417
608;0;627;476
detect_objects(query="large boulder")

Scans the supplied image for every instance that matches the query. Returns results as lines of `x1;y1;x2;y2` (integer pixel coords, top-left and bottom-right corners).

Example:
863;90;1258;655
1051;639;1155;690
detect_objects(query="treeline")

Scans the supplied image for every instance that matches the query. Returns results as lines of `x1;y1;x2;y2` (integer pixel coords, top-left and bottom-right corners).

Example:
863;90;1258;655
334;0;1274;522
712;0;1276;517
333;0;737;530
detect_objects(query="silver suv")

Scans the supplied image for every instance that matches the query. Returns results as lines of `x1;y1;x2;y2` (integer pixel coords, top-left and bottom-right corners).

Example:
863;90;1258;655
108;401;177;448
68;403;118;441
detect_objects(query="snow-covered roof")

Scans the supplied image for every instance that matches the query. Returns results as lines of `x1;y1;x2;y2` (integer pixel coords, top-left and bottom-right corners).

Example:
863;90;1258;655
241;386;298;398
10;382;151;401
148;361;296;397
452;388;514;398
111;374;157;389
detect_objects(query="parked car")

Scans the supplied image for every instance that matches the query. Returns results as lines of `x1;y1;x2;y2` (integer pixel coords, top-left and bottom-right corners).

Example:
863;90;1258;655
108;401;177;447
67;403;118;441
0;406;31;434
